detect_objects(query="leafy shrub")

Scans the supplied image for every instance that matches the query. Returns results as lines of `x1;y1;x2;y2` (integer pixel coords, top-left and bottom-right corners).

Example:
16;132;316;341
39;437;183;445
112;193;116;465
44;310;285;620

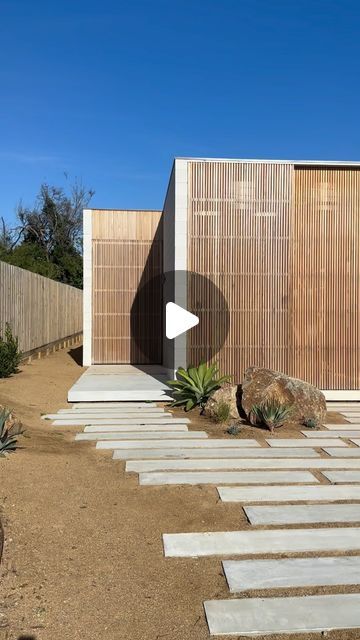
303;417;318;429
212;401;231;423
226;424;240;436
251;399;293;433
0;409;24;457
0;323;22;378
167;362;230;412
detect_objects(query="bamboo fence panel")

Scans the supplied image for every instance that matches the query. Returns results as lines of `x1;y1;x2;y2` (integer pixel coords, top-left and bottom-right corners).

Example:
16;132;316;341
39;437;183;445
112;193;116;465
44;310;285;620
0;261;82;354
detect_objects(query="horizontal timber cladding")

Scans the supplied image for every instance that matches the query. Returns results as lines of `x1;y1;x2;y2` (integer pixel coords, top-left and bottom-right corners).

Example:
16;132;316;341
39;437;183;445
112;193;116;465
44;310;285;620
0;260;82;354
187;161;360;389
91;210;163;364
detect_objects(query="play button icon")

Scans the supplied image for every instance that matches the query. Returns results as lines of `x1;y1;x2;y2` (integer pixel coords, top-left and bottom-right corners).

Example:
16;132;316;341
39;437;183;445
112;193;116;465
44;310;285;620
166;302;199;340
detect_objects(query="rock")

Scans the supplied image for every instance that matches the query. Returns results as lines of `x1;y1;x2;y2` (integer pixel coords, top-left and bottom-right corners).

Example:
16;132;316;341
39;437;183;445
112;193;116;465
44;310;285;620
204;383;241;421
241;367;326;428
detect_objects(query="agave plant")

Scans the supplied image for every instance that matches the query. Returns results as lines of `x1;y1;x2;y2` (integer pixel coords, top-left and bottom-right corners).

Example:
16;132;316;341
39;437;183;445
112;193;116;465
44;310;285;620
167;362;230;412
0;409;24;457
251;399;292;433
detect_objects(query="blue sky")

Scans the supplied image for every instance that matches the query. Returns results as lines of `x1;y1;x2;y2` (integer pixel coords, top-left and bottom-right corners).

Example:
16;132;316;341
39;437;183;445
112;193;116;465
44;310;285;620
1;0;360;224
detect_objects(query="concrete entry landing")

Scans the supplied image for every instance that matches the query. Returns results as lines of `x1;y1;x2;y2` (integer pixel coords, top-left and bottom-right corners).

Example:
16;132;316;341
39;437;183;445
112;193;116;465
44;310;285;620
68;365;172;402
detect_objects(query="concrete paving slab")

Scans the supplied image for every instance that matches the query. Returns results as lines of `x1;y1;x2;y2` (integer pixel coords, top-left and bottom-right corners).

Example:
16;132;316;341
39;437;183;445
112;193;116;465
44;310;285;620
325;424;360;430
223;556;360;592
75;431;207;441
323;470;360;483
340;413;360;417
68;365;172;402
126;458;360;472
84;424;188;432
347;418;360;424
45;412;172;419
324;448;360;457
218;484;360;503
97;439;260;450
114;448;320;460
302;430;359;437
61;407;165;413
139;470;317;485
204;594;360;636
351;439;360;446
52;417;190;426
163;527;360;558
245;504;360;525
266;438;348;447
71;402;159;408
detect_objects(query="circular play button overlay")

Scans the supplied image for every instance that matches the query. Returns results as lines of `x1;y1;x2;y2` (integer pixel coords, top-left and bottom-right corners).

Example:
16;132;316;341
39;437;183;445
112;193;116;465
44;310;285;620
130;269;229;366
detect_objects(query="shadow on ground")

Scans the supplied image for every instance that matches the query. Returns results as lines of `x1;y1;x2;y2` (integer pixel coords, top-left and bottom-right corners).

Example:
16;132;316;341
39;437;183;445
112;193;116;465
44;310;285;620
68;345;83;366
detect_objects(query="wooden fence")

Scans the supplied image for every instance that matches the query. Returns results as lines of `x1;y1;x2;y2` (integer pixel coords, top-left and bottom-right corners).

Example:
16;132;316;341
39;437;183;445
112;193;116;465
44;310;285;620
0;261;83;356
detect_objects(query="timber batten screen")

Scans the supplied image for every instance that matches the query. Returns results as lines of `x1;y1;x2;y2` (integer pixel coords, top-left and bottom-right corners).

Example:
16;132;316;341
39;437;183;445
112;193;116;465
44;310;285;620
186;161;360;389
91;210;163;364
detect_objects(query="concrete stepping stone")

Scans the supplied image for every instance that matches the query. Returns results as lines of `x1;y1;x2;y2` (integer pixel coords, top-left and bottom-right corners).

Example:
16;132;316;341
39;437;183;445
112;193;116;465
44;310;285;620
113;447;319;460
97;439;260;450
266;438;348;447
346;419;360;424
245;504;360;525
302;430;359;437
340;413;360;417
71;402;159;408
325;424;360;430
218;484;360;503
126;457;360;472
75;431;207;441
324;448;360;457
45;413;172;420
223;556;360;592
52;417;190;426
84;424;188;432
323;470;360;483
139;470;317;486
163;526;360;557
204;594;360;636
54;409;168;420
351;439;360;446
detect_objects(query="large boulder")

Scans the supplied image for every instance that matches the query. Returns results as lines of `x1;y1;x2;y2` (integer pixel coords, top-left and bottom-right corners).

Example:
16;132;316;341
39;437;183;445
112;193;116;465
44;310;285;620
204;383;241;421
241;367;326;427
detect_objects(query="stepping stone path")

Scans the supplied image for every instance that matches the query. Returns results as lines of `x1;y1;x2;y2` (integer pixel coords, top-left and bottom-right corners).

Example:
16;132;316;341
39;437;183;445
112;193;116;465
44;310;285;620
244;504;360;524
204;594;360;636
218;484;360;502
45;400;360;636
223;556;360;591
139;470;317;486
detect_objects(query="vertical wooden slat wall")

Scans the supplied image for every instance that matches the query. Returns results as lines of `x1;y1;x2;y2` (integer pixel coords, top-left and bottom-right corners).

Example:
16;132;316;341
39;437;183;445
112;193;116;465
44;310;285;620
91;209;163;364
0;261;82;354
187;161;293;380
187;161;360;389
292;167;360;389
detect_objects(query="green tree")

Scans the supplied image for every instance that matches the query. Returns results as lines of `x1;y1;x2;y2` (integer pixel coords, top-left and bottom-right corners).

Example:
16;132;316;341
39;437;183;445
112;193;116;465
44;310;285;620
0;180;94;288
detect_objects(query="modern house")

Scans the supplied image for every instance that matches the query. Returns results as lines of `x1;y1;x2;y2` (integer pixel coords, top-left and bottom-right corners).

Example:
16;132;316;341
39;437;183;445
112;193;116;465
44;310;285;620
82;158;360;398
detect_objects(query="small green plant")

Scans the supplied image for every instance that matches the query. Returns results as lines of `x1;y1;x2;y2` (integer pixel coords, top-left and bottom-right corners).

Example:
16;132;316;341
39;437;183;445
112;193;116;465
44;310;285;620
251;399;293;433
0;409;24;457
167;362;230;412
0;323;22;378
212;401;231;423
303;417;318;429
226;424;240;436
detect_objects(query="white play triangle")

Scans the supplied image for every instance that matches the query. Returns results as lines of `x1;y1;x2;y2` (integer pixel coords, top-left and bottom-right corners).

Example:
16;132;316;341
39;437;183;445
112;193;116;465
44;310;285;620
166;302;199;339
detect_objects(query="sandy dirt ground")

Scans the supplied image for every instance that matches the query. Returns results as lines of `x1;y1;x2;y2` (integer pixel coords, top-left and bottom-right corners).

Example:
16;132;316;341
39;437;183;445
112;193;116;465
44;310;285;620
0;347;358;640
